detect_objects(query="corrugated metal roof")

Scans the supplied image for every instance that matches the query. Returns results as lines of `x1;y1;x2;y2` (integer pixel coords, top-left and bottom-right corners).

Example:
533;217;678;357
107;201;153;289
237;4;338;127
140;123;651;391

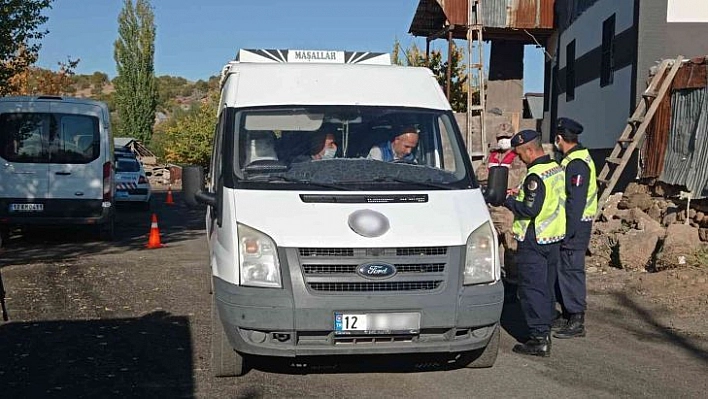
659;87;708;198
409;0;553;39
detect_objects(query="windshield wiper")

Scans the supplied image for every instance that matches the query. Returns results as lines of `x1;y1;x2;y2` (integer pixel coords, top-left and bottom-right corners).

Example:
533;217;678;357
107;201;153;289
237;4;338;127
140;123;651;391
371;176;454;190
265;175;352;191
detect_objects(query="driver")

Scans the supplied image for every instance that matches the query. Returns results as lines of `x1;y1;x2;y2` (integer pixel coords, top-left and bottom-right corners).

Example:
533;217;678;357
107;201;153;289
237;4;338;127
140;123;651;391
367;125;419;163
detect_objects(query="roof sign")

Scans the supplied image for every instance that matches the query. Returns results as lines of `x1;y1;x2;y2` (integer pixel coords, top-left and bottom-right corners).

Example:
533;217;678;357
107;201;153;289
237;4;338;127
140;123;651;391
236;49;391;65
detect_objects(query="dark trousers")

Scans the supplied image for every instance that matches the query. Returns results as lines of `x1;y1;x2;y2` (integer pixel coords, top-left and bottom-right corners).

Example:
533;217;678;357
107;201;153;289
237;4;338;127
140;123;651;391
557;222;591;314
517;238;560;336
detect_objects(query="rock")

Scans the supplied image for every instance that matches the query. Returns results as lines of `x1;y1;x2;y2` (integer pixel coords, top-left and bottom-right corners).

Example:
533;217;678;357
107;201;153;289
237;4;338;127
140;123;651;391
628;208;665;237
600;193;623;221
625;182;649;195
647;204;662;223
689;209;697;219
699;228;708;242
594;219;623;234
677;211;686;222
618;192;654;212
656;224;702;270
586;266;599;273
695;212;705;223
618;229;661;270
662;212;678;226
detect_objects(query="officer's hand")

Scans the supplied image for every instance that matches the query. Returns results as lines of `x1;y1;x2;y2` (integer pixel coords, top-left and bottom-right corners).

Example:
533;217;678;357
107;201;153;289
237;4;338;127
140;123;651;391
507;188;519;196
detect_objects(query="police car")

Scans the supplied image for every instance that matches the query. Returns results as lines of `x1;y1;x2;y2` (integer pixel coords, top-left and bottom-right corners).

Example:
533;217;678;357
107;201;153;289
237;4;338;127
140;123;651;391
114;155;151;208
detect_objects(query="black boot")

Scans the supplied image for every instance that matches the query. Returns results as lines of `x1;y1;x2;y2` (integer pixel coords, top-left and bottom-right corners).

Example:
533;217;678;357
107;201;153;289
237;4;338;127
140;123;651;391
512;334;551;357
551;313;567;331
553;313;586;339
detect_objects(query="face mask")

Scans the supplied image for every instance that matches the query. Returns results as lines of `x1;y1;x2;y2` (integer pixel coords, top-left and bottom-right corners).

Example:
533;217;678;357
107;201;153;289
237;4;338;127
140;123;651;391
322;146;337;159
497;139;511;151
554;139;561;152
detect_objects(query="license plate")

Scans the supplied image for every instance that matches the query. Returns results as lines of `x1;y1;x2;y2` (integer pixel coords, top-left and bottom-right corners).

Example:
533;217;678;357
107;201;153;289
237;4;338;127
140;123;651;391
334;312;420;334
9;203;44;212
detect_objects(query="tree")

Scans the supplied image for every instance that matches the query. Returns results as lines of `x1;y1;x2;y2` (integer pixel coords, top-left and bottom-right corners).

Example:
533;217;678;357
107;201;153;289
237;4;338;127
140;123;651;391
7;53;79;96
113;0;157;144
0;0;53;95
155;94;217;168
392;40;470;112
90;71;109;95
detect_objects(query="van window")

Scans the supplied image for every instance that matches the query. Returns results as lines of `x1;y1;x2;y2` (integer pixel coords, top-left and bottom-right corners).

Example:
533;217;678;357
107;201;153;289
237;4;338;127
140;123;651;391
231;106;476;190
116;158;141;172
0;112;100;164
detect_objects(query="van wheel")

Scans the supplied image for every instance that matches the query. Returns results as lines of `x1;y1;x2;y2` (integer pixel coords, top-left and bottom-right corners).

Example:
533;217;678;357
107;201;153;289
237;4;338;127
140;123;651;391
460;324;500;368
211;294;247;377
100;218;115;241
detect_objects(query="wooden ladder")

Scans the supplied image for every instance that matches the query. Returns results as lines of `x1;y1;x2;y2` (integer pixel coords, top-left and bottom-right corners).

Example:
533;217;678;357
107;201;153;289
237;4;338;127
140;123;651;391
466;0;486;158
594;55;684;220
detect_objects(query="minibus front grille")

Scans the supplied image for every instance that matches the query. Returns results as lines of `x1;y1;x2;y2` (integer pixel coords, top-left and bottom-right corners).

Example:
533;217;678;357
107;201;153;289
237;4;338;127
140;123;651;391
302;263;445;275
299;247;447;258
308;281;443;292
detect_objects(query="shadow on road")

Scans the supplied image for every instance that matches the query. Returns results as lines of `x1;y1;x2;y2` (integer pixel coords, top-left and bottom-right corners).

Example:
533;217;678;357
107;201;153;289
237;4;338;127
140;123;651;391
0;191;206;266
500;281;527;343
243;351;474;376
611;292;708;366
0;311;194;397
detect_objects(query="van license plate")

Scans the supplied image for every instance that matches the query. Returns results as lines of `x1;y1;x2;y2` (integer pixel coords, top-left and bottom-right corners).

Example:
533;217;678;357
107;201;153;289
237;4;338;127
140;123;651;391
334;312;420;334
10;203;44;212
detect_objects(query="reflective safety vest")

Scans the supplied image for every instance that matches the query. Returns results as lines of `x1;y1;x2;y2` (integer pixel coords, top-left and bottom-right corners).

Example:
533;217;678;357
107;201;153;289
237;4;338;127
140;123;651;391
512;162;566;244
561;148;598;221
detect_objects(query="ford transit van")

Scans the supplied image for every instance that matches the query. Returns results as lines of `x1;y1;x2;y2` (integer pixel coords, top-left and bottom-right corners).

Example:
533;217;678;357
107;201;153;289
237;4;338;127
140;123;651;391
185;49;504;376
0;96;116;242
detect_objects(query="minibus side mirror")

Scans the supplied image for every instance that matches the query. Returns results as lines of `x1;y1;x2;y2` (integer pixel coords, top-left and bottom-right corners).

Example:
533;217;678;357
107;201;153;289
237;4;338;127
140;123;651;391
182;165;215;208
484;166;509;206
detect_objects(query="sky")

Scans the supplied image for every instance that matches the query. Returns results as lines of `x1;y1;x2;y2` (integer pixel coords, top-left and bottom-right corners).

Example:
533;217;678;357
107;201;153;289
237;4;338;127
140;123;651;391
37;0;545;93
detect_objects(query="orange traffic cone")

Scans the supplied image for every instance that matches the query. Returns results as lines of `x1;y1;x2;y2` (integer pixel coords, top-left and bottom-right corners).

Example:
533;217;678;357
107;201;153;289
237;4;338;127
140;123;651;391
165;185;175;205
146;213;165;248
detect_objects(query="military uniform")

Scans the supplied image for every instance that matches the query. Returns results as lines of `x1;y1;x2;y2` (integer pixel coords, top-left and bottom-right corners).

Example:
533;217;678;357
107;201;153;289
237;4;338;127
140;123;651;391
553;118;597;339
504;130;566;357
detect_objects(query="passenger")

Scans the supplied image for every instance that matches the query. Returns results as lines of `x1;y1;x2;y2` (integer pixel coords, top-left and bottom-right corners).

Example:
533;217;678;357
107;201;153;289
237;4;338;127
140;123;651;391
292;131;338;163
367;125;419;163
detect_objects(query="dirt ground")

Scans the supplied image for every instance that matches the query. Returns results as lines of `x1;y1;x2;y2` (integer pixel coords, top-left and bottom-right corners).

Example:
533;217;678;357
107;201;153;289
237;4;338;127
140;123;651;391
585;263;708;338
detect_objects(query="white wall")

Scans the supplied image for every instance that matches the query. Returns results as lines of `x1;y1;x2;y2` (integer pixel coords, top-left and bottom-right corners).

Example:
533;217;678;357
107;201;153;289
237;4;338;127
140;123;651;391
558;0;634;68
667;0;708;22
558;67;633;149
555;0;635;149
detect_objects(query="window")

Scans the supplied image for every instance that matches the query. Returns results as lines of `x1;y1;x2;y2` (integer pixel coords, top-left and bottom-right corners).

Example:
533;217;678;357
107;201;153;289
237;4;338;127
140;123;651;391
601;14;616;87
229;106;474;190
566;40;576;101
0;112;99;164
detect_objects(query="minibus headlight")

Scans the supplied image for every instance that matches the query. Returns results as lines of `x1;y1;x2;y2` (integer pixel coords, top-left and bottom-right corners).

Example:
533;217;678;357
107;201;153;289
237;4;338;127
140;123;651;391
238;224;282;288
463;222;497;285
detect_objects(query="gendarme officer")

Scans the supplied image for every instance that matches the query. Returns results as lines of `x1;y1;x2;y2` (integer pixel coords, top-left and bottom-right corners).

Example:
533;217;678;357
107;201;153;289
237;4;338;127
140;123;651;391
503;129;566;357
552;118;597;339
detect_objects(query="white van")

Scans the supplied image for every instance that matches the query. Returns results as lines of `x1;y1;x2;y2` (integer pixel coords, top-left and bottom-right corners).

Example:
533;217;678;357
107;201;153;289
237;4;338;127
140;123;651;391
185;49;504;376
0;96;116;242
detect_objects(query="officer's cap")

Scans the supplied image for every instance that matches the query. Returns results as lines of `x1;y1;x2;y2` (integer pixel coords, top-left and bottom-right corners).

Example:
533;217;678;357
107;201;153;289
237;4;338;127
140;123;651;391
557;117;584;135
510;130;540;148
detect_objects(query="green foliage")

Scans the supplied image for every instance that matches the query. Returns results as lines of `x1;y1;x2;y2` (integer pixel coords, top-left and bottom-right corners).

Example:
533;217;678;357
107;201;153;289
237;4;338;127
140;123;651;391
113;0;158;144
155;95;217;168
0;0;53;95
392;40;470;112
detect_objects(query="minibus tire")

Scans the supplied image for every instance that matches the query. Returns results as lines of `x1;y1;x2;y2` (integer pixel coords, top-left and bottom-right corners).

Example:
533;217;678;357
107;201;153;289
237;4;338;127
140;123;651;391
461;324;499;368
211;294;247;377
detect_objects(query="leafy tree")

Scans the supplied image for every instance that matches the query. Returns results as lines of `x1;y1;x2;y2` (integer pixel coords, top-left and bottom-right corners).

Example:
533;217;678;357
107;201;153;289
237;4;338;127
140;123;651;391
392;40;470;112
8;56;79;95
0;0;53;95
90;71;109;95
113;0;157;144
155;94;217;168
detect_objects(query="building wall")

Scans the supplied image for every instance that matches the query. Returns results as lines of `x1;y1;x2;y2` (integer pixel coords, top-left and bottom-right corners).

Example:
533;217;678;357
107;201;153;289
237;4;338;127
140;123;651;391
637;0;708;104
554;0;636;149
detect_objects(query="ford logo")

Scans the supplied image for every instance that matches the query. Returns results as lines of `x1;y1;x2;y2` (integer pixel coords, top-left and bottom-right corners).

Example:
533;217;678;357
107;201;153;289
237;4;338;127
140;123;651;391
356;263;397;279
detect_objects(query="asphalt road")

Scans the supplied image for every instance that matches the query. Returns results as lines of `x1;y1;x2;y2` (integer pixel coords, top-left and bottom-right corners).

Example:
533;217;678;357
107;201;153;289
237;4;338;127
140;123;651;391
0;190;706;398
